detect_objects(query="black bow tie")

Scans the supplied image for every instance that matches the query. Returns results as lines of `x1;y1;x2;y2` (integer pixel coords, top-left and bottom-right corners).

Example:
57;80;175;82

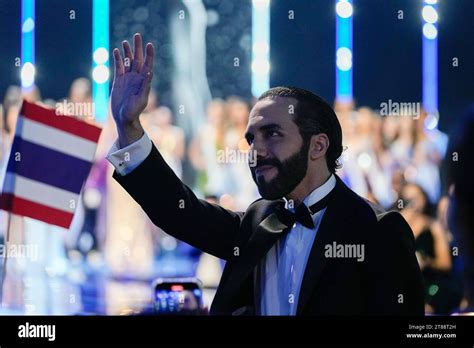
275;192;332;230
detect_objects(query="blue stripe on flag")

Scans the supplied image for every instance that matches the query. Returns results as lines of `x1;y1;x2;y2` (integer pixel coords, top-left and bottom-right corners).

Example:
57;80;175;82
6;136;93;194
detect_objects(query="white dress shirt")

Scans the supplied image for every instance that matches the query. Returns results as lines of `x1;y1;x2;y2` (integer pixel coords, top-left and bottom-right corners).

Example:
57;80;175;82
258;174;336;315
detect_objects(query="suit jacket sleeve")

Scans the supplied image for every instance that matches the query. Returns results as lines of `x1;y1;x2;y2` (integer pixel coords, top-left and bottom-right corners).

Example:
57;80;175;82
365;212;425;315
112;144;243;260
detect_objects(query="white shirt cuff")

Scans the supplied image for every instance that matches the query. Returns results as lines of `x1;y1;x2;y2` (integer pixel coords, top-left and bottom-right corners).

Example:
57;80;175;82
106;133;153;176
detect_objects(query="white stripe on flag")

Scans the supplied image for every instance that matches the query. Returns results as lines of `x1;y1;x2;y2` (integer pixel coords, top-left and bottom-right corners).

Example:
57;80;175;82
2;173;77;213
17;115;98;162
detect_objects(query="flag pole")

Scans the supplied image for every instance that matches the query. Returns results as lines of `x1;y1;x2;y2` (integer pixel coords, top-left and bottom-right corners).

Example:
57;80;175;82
0;211;12;306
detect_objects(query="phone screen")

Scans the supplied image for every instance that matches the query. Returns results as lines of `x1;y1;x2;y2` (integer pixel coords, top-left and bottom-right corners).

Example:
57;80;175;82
153;278;203;315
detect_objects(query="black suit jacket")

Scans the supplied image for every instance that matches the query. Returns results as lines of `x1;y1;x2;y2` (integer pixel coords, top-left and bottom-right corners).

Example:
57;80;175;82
113;144;425;316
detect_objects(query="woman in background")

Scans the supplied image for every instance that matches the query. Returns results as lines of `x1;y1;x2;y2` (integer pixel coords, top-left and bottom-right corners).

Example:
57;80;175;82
400;183;462;314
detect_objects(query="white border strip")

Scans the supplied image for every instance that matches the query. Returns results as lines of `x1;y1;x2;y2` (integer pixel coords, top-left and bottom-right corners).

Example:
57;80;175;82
17;115;97;162
2;173;77;213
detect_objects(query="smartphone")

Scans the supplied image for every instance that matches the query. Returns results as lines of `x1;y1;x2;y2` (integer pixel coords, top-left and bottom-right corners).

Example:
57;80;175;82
152;278;203;315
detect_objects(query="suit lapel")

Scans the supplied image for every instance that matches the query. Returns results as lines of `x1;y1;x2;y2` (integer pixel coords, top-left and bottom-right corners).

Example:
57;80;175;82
220;201;292;302
296;176;351;315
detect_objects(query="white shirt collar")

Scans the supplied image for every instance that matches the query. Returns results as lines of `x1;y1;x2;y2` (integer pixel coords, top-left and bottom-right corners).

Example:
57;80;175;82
304;174;336;208
283;174;336;211
283;174;336;212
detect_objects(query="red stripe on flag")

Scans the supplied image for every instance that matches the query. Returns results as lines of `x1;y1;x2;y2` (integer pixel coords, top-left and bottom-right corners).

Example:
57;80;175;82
20;100;102;143
0;193;74;229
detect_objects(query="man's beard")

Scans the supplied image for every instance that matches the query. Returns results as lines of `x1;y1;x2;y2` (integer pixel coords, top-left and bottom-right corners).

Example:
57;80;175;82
250;142;309;200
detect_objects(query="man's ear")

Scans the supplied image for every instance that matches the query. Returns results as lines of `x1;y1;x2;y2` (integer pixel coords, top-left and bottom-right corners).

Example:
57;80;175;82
309;133;330;161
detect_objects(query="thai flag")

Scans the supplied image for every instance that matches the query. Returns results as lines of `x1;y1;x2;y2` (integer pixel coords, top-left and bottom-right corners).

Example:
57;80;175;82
0;100;102;229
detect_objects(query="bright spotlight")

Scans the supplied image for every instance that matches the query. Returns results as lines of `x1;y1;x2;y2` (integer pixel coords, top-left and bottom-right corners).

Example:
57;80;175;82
357;152;372;169
252;0;270;10
336;0;353;18
21;62;36;88
422;5;438;24
423;23;438;39
425;113;439;130
92;65;110;84
252;42;269;55
252;0;270;97
251;59;270;75
336;47;352;71
93;47;109;65
22;18;35;33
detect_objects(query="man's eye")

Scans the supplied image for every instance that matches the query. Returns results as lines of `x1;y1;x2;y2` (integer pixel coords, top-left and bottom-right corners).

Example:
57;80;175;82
265;130;281;138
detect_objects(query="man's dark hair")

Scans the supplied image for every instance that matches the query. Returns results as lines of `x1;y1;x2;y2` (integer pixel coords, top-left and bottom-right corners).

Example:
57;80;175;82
258;86;343;173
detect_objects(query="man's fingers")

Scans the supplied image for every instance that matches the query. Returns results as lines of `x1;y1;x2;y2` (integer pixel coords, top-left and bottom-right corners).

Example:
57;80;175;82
139;70;153;97
122;40;133;72
143;43;154;74
140;43;154;94
133;33;144;72
113;48;125;76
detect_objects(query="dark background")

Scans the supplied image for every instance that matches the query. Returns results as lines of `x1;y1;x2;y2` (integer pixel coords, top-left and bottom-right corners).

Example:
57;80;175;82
1;0;473;132
270;0;474;132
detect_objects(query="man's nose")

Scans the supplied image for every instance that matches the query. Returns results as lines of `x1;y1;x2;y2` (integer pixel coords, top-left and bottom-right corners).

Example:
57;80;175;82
252;139;268;159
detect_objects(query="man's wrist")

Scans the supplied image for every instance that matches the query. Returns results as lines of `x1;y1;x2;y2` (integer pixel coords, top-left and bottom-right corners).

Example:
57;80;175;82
117;119;144;148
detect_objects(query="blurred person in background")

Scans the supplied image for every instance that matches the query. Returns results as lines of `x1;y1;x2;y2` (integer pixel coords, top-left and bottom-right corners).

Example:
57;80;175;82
0;86;25;309
0;102;5;239
355;107;394;207
447;105;474;314
225;97;249;150
54;78;93;120
387;115;417;203
1;86;24;238
0;104;4;163
148;105;200;268
147;106;185;179
102;85;155;279
381;114;400;149
189;98;229;196
390;116;415;169
399;183;461;314
140;92;191;266
334;99;356;143
195;194;225;288
105;110;155;278
224;97;259;210
64;78;105;261
434;195;463;311
69;78;92;104
338;107;393;207
378;114;402;202
412;109;445;204
69;114;115;262
2;86;22;143
139;88;159;131
21;85;41;105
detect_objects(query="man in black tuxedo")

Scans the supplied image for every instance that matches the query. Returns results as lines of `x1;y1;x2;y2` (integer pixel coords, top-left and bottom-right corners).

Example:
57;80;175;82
107;34;424;315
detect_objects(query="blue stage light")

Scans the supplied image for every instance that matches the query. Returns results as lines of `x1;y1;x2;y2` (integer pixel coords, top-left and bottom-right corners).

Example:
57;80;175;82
21;0;35;90
252;0;271;97
422;0;438;116
92;0;110;123
336;0;353;103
